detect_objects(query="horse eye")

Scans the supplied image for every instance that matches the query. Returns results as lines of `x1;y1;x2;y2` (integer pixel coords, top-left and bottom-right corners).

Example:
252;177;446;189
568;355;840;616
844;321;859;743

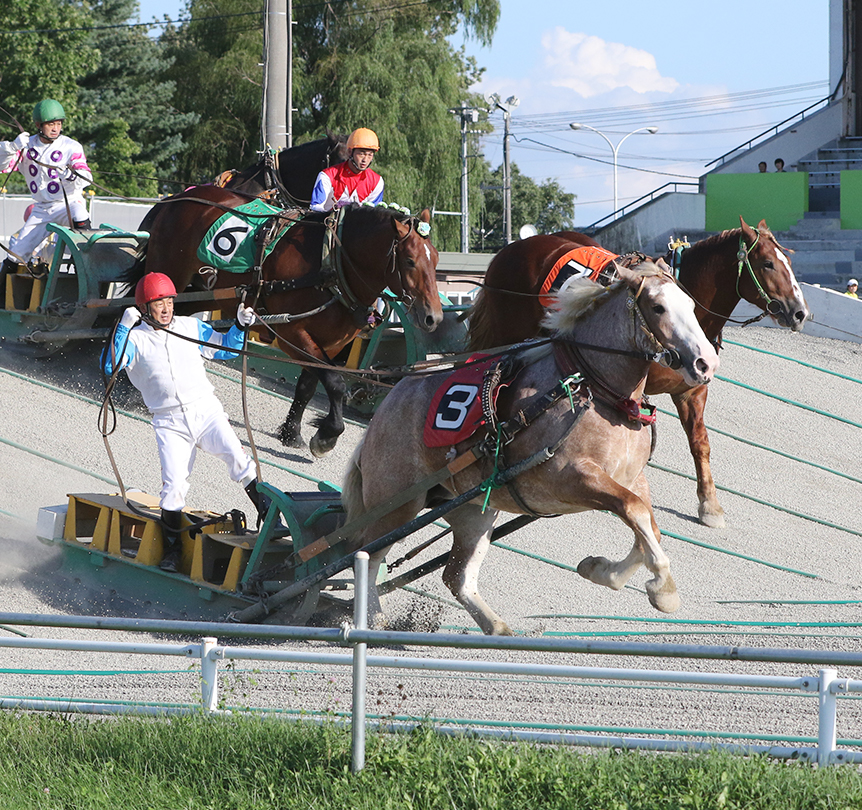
763;261;774;270
406;258;416;268
652;305;666;315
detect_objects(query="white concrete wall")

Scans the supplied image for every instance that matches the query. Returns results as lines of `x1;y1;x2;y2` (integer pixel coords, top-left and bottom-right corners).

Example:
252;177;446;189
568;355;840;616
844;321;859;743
732;281;862;343
0;194;154;244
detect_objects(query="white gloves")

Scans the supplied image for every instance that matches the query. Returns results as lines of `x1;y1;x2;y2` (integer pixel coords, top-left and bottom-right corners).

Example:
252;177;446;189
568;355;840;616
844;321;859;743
236;304;257;328
120;306;140;329
13;132;29;149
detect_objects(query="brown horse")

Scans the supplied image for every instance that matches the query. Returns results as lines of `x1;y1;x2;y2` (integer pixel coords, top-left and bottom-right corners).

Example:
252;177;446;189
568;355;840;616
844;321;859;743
342;262;719;634
466;218;809;528
130;185;443;456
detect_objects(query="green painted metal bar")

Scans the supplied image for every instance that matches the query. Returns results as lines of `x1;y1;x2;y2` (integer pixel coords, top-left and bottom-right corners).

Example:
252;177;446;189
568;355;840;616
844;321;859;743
650;462;862;539
654;406;862;486
715;374;862;429
723;339;862;385
524;614;859;628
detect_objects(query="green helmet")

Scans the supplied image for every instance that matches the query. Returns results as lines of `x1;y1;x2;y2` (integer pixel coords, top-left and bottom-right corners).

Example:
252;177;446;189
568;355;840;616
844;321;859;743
33;99;65;124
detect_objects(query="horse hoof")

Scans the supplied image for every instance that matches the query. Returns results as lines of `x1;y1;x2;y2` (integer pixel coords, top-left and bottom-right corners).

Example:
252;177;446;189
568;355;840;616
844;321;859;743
698;503;726;529
310;433;338;458
577;556;601;581
277;425;305;449
646;577;680;613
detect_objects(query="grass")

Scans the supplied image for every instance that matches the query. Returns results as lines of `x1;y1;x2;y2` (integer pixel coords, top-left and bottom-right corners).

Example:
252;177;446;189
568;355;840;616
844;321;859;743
0;712;859;809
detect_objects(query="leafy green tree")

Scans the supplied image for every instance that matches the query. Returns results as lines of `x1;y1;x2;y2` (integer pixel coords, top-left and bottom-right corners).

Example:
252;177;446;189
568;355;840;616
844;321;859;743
162;0;271;183
0;0;99;191
162;0;499;249
474;162;576;252
76;0;199;196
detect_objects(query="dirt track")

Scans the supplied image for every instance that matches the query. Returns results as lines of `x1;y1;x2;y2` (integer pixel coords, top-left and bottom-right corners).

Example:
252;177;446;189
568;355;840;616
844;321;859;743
1;323;861;745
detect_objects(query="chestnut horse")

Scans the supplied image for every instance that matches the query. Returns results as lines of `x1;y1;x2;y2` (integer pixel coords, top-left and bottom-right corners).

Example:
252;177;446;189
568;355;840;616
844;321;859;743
467;218;809;528
130;185;443;456
342;262;719;634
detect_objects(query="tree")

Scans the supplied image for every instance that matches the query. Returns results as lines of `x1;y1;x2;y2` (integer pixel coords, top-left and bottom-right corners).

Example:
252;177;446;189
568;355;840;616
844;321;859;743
474;162;576;252
76;0;199;197
161;0;499;249
0;0;99;191
162;0;274;183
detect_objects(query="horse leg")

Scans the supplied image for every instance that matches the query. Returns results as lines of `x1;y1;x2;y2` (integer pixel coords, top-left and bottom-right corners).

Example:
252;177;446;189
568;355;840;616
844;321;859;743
308;366;347;458
573;465;680;613
278;367;318;448
671;386;725;528
442;504;512;635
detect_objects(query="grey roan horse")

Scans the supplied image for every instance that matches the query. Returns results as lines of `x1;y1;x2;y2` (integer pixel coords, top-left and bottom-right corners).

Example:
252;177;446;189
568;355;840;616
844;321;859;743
341;261;719;635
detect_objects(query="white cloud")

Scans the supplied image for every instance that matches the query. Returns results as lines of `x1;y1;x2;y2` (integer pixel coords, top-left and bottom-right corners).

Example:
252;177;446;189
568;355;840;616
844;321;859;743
540;28;679;98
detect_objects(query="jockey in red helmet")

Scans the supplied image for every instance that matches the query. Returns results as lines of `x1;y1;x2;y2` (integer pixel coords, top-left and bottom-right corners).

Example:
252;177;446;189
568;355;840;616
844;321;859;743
103;274;276;572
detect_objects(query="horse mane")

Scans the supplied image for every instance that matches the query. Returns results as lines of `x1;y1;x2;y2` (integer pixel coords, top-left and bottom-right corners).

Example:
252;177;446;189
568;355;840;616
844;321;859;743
543;261;665;337
541;278;610;336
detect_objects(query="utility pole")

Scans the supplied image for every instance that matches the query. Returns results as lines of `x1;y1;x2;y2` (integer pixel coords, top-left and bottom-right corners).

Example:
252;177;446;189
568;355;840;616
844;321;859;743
449;105;481;253
287;0;293;147
263;0;289;151
486;94;519;244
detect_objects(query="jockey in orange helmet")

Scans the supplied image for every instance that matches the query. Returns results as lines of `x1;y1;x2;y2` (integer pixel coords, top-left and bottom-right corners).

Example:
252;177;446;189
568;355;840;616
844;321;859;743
310;127;385;212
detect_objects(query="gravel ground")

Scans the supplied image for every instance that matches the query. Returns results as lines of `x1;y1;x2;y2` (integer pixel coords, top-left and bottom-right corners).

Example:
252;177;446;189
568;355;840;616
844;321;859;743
1;324;861;748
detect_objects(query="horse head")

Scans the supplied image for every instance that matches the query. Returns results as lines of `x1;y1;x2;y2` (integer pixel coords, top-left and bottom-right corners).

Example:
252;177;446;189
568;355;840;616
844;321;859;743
615;261;719;388
324;131;350;168
389;208;443;332
738;217;809;331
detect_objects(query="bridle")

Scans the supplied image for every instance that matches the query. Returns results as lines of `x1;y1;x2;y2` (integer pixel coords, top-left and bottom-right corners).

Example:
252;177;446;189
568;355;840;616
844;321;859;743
384;215;431;313
736;233;781;316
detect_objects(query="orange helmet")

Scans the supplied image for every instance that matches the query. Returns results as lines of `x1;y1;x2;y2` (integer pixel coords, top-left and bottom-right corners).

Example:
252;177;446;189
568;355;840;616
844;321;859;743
135;273;177;308
346;128;379;152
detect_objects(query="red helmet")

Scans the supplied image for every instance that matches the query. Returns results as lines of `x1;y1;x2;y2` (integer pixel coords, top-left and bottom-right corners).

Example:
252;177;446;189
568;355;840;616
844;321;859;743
135;273;177;308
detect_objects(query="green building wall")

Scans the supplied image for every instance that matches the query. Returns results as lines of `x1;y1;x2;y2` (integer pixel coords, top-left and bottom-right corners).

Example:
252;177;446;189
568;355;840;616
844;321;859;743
705;172;809;232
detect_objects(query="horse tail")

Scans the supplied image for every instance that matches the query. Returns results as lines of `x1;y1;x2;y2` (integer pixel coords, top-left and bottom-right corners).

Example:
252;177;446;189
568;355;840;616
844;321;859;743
465;287;494;351
341;436;367;538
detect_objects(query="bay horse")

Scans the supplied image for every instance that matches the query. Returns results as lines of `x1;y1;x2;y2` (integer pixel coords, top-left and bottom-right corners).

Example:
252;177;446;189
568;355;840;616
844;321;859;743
342;261;719;635
130;185;443;457
467;217;809;528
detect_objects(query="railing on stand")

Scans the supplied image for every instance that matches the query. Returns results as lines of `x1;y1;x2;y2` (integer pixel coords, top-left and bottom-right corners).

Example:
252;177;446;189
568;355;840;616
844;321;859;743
585;182;700;233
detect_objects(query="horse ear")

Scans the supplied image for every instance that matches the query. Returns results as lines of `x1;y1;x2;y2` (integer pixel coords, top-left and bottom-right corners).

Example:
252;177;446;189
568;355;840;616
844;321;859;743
418;208;431;224
757;219;769;233
739;216;755;238
611;260;634;284
392;217;410;239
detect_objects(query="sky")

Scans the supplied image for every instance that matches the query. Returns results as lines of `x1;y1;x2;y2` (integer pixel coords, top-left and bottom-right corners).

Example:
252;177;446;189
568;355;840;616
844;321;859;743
135;0;831;226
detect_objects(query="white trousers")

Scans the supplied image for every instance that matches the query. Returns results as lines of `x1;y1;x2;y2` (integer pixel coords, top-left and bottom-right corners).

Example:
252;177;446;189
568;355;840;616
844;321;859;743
153;394;256;511
7;198;89;262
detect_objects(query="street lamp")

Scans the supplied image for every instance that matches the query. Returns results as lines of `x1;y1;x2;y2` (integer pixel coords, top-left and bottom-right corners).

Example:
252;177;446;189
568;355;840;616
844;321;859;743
487;93;520;244
569;123;658;219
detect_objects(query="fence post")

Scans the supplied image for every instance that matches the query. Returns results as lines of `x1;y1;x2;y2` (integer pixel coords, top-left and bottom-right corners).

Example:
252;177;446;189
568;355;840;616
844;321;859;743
200;637;219;713
351;551;369;773
818;668;838;767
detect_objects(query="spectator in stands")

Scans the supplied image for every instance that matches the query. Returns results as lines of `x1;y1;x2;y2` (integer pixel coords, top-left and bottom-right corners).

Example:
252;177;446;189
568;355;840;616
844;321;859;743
845;279;858;298
774;158;786;172
758;161;768;173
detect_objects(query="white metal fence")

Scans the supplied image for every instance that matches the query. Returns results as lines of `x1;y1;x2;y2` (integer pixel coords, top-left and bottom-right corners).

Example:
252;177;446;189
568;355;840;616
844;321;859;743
1;553;861;772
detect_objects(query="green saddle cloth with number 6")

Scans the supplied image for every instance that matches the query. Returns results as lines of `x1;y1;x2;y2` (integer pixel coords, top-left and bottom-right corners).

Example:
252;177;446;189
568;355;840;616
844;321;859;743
197;198;297;273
